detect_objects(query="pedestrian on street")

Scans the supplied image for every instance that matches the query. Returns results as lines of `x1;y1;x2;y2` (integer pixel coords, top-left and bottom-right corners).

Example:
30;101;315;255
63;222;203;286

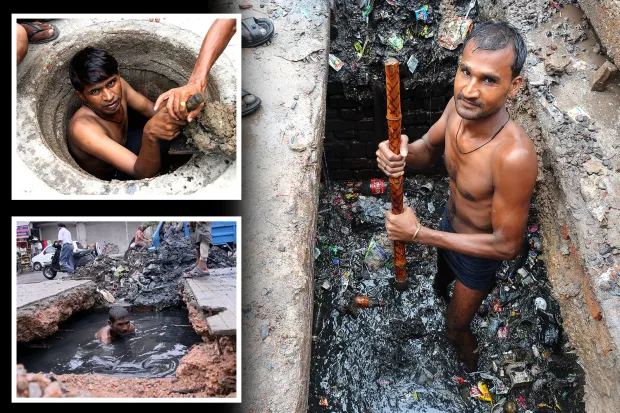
183;222;212;278
57;223;75;274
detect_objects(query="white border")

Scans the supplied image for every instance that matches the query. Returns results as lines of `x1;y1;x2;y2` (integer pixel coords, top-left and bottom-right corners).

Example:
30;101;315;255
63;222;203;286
12;216;242;403
12;14;242;200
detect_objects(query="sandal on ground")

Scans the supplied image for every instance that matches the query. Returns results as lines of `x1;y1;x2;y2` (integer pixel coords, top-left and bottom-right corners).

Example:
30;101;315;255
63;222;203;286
20;21;60;44
242;88;261;117
241;17;274;48
182;267;209;278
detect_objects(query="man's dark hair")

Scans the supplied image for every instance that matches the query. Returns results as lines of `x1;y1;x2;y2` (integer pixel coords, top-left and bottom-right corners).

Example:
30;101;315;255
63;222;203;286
109;306;130;322
463;21;527;79
69;47;119;92
57;223;66;228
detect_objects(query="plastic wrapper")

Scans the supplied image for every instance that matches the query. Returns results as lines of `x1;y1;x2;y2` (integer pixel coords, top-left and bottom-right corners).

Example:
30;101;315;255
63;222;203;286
329;54;344;71
438;17;473;50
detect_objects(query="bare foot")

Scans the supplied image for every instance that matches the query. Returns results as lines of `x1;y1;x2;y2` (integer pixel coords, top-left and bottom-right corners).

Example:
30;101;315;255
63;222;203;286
20;21;56;43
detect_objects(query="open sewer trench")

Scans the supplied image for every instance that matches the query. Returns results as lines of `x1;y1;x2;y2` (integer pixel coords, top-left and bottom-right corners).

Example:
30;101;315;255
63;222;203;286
16;19;236;195
309;178;586;412
309;1;591;410
17;308;202;378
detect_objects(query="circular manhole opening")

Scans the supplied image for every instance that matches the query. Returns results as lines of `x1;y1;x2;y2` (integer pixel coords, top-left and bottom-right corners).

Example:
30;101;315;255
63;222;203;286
16;19;236;195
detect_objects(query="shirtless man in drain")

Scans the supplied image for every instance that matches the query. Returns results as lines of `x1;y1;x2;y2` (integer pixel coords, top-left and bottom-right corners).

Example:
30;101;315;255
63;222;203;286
96;306;135;344
67;47;186;180
376;22;538;372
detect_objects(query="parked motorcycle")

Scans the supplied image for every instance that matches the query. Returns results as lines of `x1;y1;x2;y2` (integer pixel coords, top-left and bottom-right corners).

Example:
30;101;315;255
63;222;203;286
42;241;97;280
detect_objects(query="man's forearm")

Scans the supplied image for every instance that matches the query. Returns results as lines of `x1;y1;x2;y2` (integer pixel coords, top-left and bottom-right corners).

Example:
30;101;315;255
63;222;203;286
133;132;161;179
416;226;517;261
189;19;237;90
404;134;436;170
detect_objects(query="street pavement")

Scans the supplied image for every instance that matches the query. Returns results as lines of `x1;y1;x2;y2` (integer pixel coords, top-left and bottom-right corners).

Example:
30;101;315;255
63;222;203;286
16;270;70;285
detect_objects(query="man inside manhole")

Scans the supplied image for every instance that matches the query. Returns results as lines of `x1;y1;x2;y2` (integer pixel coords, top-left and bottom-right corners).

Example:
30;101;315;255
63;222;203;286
377;22;538;372
96;306;135;344
67;47;186;180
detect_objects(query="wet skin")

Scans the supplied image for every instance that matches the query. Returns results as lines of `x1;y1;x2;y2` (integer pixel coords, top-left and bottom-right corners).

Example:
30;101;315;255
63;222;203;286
67;73;186;180
378;41;538;371
96;317;135;344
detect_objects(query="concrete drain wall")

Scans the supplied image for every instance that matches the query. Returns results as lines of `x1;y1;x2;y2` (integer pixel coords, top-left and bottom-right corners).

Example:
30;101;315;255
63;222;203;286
16;19;236;196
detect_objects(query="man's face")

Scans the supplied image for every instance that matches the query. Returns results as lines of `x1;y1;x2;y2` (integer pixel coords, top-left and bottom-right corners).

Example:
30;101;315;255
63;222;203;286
453;41;522;120
77;73;122;115
109;317;132;336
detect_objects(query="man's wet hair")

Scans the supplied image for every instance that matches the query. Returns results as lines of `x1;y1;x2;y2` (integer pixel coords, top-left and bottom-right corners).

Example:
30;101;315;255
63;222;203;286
57;223;66;228
69;47;119;92
109;306;130;322
463;21;527;79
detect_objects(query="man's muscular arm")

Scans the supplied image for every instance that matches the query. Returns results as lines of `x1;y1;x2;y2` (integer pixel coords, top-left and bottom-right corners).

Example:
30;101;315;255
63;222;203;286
386;137;538;260
69;110;185;179
69;117;139;176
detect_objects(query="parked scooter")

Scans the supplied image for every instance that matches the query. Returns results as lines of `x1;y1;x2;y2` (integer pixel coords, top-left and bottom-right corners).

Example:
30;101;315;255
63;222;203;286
42;241;97;280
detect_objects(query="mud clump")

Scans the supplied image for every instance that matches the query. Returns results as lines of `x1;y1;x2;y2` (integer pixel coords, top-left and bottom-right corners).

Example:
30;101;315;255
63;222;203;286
187;102;236;158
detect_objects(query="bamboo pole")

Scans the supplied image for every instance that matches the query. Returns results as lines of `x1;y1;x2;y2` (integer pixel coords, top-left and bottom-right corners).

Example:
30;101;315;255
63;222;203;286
384;58;407;291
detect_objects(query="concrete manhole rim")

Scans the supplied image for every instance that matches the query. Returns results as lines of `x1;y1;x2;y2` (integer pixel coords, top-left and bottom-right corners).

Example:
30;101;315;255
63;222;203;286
16;19;236;196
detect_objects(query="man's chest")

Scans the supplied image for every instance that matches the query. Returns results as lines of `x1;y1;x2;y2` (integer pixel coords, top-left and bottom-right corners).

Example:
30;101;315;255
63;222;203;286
101;103;129;145
443;124;495;202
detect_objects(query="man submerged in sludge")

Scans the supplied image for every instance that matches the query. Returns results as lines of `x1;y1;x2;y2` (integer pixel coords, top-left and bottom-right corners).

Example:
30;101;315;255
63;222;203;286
96;306;136;344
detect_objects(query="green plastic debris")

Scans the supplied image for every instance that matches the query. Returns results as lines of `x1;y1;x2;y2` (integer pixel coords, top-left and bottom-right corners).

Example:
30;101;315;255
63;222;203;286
354;41;363;58
362;3;373;19
387;34;404;51
419;25;434;38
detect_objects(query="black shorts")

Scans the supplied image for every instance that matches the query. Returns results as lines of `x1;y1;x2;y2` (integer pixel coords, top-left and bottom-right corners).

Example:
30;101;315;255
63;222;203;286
438;208;502;291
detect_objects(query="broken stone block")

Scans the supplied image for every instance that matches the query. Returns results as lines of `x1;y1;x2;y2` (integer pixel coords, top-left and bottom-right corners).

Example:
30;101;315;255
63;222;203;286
584;159;604;174
43;382;63;398
545;56;571;75
590;61;618;92
569;26;586;43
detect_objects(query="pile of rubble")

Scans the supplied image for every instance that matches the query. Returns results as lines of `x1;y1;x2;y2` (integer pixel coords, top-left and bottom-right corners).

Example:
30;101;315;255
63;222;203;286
16;364;91;398
309;176;585;412
69;233;236;309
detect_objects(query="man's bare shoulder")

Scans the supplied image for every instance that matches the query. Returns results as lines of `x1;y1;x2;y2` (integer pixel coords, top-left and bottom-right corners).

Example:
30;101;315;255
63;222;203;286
68;108;106;136
96;326;111;343
492;122;538;180
494;122;535;160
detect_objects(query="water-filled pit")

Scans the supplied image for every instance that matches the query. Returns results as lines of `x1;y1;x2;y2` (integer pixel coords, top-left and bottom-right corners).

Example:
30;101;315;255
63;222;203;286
18;308;203;378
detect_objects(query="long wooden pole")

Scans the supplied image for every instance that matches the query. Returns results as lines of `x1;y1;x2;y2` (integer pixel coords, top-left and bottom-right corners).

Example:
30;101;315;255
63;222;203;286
384;58;407;291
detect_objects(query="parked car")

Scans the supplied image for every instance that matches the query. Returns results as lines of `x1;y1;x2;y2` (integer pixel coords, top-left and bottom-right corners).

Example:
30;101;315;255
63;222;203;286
30;241;87;271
